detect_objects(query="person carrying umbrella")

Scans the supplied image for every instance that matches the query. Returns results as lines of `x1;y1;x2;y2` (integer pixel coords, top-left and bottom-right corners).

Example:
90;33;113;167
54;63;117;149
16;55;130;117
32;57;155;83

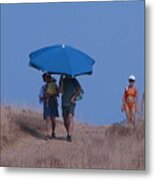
39;73;59;140
121;75;138;127
59;75;82;142
29;44;95;141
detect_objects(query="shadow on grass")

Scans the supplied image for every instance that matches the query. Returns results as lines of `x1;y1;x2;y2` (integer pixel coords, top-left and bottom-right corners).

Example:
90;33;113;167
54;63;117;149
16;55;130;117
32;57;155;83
22;127;67;142
22;127;45;140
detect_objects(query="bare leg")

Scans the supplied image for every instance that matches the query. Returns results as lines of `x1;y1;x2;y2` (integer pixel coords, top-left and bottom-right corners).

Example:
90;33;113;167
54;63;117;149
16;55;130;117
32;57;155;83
131;108;136;127
68;113;74;136
124;104;130;127
64;114;74;136
45;117;51;140
63;114;73;142
51;117;56;136
64;116;69;135
126;111;131;127
46;117;51;135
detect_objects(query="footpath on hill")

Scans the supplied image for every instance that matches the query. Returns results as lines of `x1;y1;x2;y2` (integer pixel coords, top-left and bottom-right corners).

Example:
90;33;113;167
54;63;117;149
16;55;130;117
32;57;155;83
1;106;144;169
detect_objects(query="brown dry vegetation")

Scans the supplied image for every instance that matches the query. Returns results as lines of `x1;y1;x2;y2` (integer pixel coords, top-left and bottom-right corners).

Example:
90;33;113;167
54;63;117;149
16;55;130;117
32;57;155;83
0;105;145;169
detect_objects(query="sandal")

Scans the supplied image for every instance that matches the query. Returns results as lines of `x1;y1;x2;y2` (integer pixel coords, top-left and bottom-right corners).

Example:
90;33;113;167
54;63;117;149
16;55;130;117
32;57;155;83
51;133;56;139
66;135;72;142
45;135;50;141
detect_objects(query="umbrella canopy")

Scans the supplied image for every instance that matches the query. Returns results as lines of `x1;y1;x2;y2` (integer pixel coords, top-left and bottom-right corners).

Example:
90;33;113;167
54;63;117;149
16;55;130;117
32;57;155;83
29;44;95;77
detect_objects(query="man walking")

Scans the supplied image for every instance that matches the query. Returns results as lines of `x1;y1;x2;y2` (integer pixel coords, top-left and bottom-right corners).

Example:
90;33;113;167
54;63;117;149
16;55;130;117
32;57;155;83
59;75;81;142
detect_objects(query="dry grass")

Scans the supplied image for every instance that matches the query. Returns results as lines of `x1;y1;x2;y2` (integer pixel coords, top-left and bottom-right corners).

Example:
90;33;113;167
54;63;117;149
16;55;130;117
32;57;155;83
0;105;145;169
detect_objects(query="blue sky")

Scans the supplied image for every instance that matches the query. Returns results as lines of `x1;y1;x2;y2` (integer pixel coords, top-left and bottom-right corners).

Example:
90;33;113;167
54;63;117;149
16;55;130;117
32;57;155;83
1;1;144;125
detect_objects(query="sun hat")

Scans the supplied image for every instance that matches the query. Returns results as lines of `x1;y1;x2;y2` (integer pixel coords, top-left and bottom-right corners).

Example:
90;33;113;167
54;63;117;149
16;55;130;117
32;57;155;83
128;75;136;81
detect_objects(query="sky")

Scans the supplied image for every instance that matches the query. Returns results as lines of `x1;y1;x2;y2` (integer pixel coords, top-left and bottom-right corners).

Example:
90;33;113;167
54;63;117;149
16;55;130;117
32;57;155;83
1;1;144;125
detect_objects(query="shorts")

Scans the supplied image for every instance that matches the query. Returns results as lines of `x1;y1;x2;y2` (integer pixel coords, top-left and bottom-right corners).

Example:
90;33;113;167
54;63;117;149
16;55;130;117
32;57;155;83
62;103;76;118
43;96;59;119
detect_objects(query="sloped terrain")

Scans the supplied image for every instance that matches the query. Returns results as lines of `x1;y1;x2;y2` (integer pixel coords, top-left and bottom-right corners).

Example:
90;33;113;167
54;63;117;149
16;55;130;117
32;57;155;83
0;105;145;169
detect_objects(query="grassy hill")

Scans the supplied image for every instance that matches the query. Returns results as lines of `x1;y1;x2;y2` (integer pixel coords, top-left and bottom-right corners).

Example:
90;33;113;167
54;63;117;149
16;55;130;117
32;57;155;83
0;105;145;169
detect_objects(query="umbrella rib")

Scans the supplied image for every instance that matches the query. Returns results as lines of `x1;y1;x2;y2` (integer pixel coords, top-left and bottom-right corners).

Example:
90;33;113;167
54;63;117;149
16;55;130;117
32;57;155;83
63;48;73;76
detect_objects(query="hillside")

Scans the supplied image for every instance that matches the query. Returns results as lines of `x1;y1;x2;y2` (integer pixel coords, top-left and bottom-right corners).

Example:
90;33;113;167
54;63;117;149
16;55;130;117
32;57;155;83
0;105;145;169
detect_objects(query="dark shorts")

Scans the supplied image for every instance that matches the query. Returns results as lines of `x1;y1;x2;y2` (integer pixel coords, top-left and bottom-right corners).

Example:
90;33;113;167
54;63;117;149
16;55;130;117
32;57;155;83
62;103;76;118
43;96;59;119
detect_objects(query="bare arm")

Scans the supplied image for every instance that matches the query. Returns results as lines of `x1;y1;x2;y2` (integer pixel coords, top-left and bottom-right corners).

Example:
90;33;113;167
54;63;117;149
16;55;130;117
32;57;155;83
135;89;139;112
71;79;82;103
71;87;81;102
59;75;64;94
121;91;126;112
54;83;59;97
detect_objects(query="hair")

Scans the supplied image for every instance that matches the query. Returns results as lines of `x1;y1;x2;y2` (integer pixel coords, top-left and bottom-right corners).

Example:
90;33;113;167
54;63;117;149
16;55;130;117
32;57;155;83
42;73;51;81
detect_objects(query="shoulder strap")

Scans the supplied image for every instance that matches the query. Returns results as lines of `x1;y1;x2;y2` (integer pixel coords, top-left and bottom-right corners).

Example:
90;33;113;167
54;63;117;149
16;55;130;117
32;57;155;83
125;86;128;91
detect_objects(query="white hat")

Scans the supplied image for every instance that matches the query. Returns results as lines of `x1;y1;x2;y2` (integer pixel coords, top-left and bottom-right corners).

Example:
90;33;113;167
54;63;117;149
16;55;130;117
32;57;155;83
128;75;136;81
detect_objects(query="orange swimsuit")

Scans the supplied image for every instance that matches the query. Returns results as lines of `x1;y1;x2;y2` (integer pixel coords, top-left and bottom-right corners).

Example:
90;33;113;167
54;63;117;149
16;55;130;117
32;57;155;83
124;86;138;110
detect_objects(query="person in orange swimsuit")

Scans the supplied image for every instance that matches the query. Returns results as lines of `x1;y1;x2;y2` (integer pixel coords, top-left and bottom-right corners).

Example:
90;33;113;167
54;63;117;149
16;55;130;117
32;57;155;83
121;75;138;127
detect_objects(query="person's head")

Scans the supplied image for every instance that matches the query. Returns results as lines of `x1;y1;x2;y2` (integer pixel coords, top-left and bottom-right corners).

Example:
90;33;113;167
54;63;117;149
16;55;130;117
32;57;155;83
65;75;73;79
42;73;51;82
128;75;136;87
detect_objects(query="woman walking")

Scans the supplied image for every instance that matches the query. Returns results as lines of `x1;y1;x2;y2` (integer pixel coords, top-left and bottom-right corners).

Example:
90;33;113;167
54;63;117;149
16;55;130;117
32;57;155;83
121;75;138;127
39;73;59;140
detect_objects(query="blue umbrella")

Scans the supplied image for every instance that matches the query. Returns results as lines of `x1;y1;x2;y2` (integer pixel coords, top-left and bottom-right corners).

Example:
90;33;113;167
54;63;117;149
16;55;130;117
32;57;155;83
29;44;95;77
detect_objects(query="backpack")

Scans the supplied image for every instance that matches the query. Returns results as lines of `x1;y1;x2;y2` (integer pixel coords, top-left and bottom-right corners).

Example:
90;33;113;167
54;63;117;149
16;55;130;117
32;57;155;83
75;88;84;101
72;79;84;101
